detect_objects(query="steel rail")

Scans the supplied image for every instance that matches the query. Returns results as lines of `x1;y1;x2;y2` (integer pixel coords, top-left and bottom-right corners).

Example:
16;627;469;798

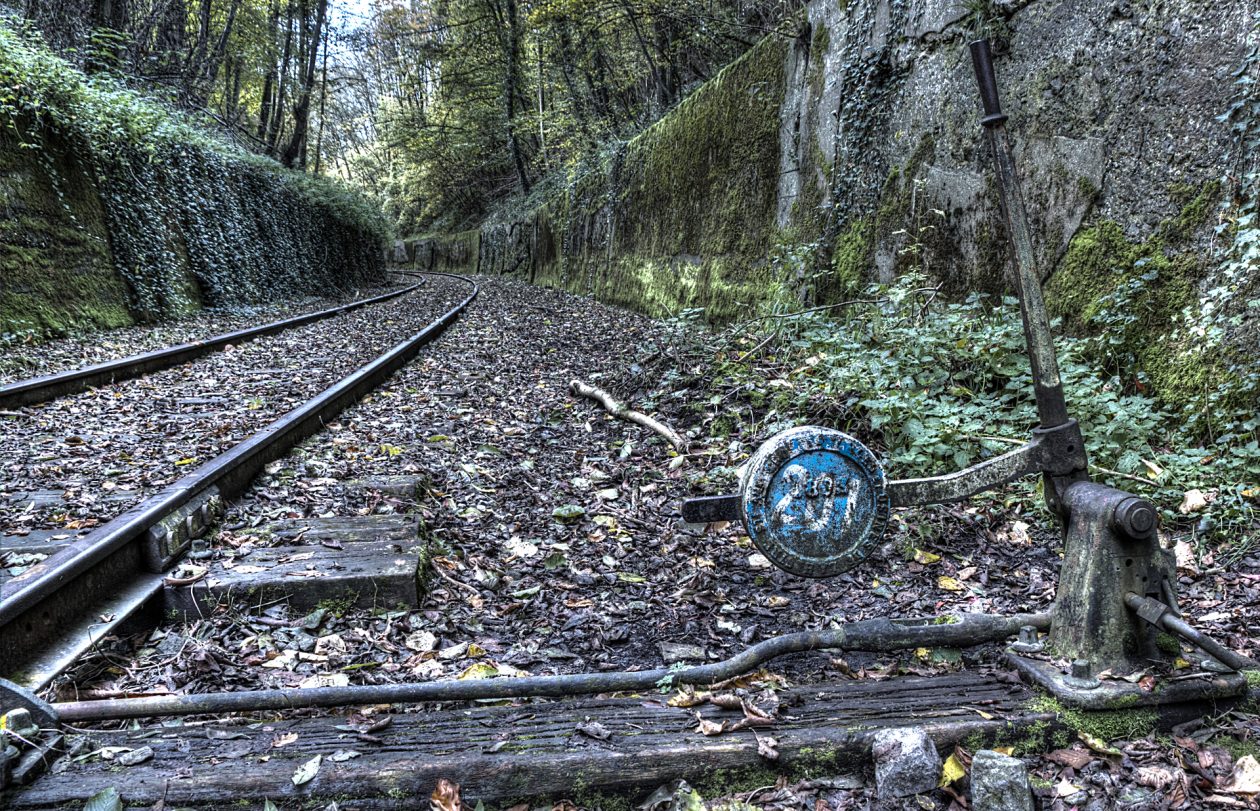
0;279;424;410
52;611;1051;721
0;274;478;651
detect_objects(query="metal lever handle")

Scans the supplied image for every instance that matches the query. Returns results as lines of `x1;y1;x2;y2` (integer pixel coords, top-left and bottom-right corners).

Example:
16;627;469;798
969;39;1008;127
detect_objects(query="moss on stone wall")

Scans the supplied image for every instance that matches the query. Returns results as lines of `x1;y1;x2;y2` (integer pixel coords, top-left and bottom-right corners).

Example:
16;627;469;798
620;34;787;261
1045;181;1222;406
0;23;387;341
416;32;791;323
0;128;132;338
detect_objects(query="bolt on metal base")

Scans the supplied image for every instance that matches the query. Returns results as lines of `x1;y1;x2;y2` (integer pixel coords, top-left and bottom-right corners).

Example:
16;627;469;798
1007;624;1045;654
1006;653;1248;710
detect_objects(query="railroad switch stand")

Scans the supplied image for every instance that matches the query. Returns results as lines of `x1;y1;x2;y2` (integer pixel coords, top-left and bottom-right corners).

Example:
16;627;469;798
681;39;1252;710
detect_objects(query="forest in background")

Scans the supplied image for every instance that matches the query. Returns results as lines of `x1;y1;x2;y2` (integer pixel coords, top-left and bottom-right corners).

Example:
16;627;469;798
5;0;794;229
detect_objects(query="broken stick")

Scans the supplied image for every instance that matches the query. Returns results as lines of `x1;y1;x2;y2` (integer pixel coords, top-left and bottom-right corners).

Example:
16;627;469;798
569;379;687;452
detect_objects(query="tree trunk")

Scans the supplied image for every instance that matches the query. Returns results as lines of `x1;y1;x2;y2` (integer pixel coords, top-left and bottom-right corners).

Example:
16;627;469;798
503;0;530;193
279;0;327;168
266;1;295;156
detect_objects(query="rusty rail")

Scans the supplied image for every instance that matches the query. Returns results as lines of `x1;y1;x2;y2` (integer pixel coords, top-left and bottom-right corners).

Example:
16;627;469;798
0;279;424;410
0;274;478;690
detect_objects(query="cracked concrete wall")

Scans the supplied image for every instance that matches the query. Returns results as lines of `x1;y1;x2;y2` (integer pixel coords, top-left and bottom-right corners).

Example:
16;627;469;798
420;0;1251;316
786;0;1250;294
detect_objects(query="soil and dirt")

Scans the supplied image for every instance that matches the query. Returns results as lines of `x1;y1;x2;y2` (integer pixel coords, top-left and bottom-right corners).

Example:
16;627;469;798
10;275;1260;809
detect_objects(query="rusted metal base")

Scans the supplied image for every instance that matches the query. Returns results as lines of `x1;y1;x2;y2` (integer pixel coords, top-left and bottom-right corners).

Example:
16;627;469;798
1006;653;1248;710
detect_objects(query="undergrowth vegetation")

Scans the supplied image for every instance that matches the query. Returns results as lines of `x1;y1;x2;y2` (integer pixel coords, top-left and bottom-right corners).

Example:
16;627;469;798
645;16;1260;558
652;266;1257;559
0;19;388;336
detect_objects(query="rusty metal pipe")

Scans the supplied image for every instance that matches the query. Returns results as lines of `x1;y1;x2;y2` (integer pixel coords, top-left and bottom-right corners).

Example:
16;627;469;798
1124;593;1258;672
51;611;1050;722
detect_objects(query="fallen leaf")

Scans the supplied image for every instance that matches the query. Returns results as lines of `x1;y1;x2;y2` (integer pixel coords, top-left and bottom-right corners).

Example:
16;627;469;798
938;576;965;592
292;754;322;786
117;746;153;766
457;662;499;680
667;689;710;708
272;732;299;748
551;504;586;523
756;734;779;761
430;777;462;811
694;713;724;736
1175;541;1200;575
405;630;438;652
939;752;966;787
1223;755;1260;794
1046;748;1093;770
913;548;940;565
1180;489;1208;514
576;721;612;741
1078;732;1123;757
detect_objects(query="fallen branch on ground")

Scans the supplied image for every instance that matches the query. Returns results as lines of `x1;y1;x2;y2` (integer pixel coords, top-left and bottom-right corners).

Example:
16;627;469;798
569;379;687;452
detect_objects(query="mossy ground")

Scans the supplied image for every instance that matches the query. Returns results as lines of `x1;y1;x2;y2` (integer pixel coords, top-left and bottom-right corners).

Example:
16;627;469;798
1029;695;1159;743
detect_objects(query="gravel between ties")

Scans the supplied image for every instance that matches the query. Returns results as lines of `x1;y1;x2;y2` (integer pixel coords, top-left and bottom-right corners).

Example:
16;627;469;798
0;275;468;544
0;281;408;386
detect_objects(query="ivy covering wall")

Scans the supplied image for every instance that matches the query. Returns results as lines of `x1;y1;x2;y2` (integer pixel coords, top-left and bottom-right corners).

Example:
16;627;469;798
411;33;790;323
0;20;388;341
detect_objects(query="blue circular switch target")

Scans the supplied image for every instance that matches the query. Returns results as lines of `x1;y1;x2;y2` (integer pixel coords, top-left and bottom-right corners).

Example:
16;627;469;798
741;427;890;578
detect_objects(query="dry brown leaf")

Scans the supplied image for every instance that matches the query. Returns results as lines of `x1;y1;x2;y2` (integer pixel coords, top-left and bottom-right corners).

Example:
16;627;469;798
1223;755;1260;794
430;777;462;811
666;689;710;708
708;693;743;710
1046;748;1093;770
576;721;611;741
694;713;725;736
1179;489;1209;515
271;732;299;748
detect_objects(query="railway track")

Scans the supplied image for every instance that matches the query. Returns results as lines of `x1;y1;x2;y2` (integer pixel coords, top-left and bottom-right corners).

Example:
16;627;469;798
3;273;1254;808
0;273;478;696
0;280;424;410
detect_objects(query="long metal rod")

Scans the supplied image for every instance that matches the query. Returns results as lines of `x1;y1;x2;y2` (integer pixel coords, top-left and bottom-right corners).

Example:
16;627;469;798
970;40;1070;430
52;611;1050;721
0;274;478;628
0;280;423;410
1123;593;1258;672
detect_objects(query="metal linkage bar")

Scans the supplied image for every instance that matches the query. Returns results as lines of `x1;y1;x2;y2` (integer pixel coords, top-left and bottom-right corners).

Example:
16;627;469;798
51;611;1050;722
0;280;424;410
680;420;1088;523
1125;593;1259;672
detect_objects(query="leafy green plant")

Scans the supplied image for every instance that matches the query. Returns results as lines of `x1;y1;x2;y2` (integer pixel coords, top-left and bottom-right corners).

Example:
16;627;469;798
664;268;1257;556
